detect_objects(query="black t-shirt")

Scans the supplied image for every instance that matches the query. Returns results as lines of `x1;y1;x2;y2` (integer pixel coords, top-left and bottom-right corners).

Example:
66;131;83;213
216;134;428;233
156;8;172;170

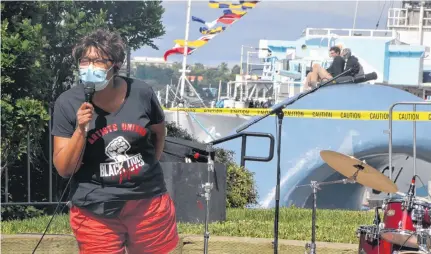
326;56;345;77
52;77;167;217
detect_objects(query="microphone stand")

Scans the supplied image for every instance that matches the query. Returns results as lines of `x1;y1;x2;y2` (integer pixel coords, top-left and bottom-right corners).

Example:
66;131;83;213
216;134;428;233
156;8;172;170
201;144;215;254
199;132;275;254
235;68;353;254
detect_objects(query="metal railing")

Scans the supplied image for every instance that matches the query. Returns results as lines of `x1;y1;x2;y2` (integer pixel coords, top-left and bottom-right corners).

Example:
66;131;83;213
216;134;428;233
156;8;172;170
305;28;398;39
388;101;431;181
2;106;68;206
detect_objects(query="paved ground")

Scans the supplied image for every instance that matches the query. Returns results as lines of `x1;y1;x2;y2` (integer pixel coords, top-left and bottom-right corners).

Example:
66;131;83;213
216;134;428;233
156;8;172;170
1;234;358;253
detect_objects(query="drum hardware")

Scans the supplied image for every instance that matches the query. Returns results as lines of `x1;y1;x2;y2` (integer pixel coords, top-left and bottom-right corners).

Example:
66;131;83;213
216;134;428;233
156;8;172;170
374;206;381;223
357;208;382;246
195;143;215;254
416;229;431;254
296;178;356;254
413;207;425;230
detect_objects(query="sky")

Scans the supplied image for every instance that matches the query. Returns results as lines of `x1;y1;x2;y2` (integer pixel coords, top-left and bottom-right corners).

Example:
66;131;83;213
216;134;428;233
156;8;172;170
133;0;400;66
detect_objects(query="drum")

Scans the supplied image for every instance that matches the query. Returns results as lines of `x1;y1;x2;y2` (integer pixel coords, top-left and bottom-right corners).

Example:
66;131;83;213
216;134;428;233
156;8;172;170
357;225;393;254
380;197;431;249
357;225;422;254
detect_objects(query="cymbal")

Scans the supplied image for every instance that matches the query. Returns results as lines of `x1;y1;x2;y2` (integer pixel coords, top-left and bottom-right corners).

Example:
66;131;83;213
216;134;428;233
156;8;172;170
320;150;398;193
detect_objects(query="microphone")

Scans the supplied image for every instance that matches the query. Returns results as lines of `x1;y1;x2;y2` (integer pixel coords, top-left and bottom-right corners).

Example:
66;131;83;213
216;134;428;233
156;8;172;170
404;175;416;211
373;207;381;226
332;72;378;85
408;175;416;196
83;82;95;132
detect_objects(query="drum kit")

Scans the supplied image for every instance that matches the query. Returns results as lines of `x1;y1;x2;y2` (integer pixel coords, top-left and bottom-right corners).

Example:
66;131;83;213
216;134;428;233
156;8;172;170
296;150;431;254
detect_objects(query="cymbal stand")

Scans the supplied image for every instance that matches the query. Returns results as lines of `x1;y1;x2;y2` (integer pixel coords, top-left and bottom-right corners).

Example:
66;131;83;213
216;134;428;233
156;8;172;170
416;229;431;254
296;178;356;254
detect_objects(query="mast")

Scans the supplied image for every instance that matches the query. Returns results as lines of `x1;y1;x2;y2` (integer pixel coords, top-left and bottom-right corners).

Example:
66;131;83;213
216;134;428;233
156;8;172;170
418;0;425;86
418;0;425;45
352;0;359;30
180;0;192;99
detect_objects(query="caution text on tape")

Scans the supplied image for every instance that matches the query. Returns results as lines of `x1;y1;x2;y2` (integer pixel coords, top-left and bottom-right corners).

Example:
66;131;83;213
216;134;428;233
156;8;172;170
164;108;431;121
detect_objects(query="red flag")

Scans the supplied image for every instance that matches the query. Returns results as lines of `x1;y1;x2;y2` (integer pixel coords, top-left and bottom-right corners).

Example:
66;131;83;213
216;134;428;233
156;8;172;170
163;47;195;61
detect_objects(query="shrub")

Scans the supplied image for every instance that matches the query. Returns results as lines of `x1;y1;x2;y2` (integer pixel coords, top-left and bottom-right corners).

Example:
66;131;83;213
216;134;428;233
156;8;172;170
166;121;195;141
166;121;257;208
1;205;44;221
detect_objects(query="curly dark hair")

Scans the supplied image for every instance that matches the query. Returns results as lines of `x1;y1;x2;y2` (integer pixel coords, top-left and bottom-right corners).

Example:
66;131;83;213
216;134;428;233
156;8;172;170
72;29;126;73
329;46;341;54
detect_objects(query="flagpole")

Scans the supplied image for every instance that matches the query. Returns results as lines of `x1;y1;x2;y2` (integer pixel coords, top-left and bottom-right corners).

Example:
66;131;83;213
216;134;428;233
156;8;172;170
180;0;192;100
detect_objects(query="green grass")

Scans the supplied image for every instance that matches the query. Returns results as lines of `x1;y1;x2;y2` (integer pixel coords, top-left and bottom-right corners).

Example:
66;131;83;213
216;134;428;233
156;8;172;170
1;207;374;244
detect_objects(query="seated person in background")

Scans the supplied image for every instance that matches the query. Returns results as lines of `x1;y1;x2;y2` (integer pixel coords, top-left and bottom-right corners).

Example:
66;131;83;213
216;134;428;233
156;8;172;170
303;46;345;91
341;48;363;76
249;99;255;108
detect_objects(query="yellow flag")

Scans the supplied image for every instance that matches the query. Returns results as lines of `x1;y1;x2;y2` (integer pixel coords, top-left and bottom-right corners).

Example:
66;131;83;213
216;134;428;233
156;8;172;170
174;40;208;48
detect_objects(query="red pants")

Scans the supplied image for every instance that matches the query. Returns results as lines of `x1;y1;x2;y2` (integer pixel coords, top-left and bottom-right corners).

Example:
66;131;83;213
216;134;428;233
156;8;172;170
70;193;179;254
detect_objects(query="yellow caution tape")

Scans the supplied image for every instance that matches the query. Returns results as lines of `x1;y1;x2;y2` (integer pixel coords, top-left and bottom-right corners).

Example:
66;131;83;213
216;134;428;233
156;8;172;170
164;108;431;121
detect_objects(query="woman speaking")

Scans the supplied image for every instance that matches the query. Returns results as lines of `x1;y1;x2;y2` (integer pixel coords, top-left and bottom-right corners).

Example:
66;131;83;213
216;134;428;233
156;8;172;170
52;29;179;254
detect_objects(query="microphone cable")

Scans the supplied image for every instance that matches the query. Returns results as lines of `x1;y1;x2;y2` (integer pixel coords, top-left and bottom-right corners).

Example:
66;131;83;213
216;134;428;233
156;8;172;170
32;139;86;254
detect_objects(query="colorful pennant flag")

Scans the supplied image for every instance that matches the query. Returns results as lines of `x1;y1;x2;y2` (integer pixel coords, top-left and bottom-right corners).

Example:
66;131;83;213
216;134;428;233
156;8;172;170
163;45;195;61
174;39;208;48
199;26;226;35
239;1;259;9
223;9;247;16
198;34;218;41
208;1;258;9
163;1;259;61
217;14;242;25
191;16;218;29
208;1;243;9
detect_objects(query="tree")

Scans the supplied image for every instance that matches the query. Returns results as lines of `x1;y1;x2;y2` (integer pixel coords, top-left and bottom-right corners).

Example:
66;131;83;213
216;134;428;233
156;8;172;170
192;63;206;76
1;95;50;174
84;1;165;51
192;77;199;88
228;64;241;82
218;62;229;74
1;4;52;101
231;64;241;75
